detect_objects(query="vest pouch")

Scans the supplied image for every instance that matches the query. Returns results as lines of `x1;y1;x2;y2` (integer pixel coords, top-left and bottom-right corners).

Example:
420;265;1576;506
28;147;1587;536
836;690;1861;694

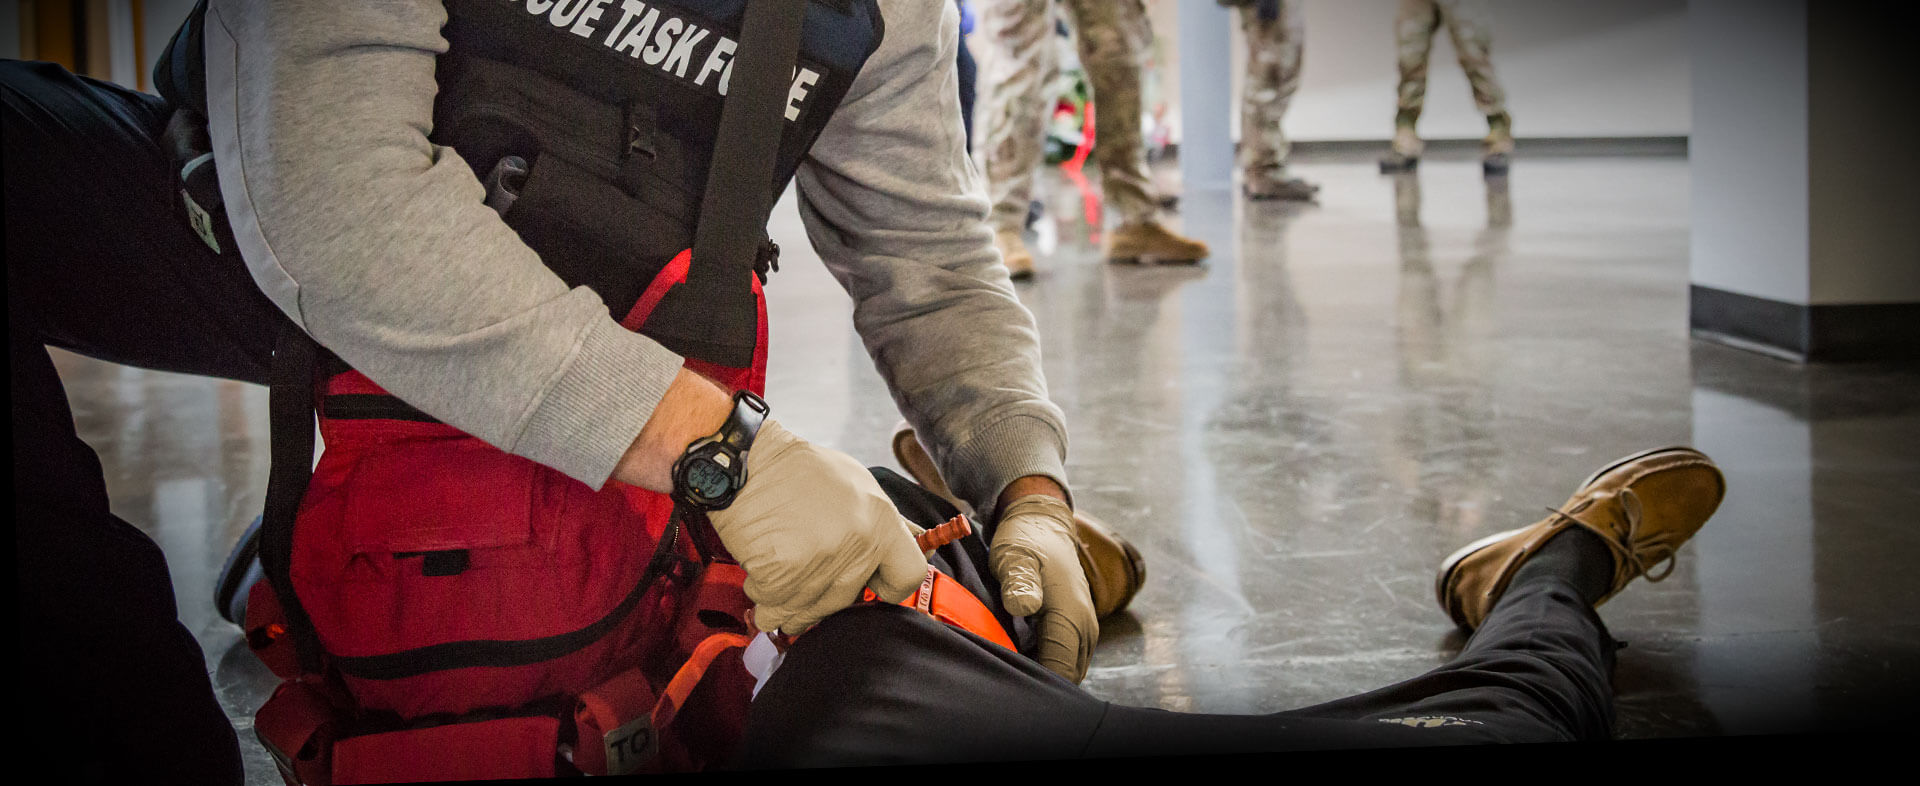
502;150;693;321
339;438;537;560
432;54;698;321
574;665;691;776
650;562;755;769
330;715;560;784
674;562;752;656
293;433;670;719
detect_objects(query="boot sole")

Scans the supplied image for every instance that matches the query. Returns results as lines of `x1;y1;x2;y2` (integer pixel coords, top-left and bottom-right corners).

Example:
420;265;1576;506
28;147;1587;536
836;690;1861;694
1245;191;1320;202
214;514;266;626
893;423;1147;618
891;423;969;513
1115;535;1146;612
1433;445;1709;626
1433;525;1526;626
1378;157;1420;173
1074;512;1148;619
1575;445;1706;489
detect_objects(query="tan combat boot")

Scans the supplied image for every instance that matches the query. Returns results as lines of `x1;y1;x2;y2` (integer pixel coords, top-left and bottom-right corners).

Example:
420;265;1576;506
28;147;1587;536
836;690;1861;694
1435;447;1726;631
891;423;1147;620
1244;169;1321;202
1106;219;1209;265
995;228;1035;280
1482;112;1514;175
1379;122;1424;173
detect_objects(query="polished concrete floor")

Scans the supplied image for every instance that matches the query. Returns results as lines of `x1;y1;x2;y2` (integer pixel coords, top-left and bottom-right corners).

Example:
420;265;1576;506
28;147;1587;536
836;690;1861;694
47;152;1920;780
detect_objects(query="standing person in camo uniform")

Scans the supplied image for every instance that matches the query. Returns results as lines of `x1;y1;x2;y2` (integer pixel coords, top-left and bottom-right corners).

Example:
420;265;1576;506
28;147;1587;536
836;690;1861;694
1378;0;1514;175
976;0;1210;278
1225;0;1319;201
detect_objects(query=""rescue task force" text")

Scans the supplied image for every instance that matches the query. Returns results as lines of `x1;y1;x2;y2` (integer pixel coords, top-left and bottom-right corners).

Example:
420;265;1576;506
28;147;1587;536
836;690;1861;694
504;0;822;120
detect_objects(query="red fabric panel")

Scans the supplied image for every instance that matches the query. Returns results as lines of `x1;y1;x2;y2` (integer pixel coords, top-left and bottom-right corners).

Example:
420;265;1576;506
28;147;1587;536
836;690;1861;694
254;679;341;786
331;716;559;784
292;433;676;716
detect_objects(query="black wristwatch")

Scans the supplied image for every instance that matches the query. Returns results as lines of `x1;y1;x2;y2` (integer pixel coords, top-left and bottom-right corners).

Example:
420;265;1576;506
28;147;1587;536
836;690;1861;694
670;391;769;511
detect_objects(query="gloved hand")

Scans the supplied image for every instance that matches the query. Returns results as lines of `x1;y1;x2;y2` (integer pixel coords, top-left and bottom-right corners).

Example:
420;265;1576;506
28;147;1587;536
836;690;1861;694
707;419;929;636
990;494;1098;683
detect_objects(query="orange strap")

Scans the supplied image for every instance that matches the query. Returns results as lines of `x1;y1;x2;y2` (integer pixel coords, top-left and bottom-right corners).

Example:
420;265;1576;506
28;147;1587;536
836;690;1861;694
650;632;752;730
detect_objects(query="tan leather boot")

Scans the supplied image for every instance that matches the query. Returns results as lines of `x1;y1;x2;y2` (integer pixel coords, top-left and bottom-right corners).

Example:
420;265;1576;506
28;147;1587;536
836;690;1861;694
891;423;1146;619
1482;112;1514;175
1106;219;1209;265
1436;447;1726;631
1244;170;1321;202
1379;123;1424;173
995;228;1035;280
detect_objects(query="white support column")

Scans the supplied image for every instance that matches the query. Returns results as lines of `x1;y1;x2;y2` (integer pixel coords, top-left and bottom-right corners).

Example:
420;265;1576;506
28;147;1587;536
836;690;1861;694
1689;0;1920;362
1177;0;1234;192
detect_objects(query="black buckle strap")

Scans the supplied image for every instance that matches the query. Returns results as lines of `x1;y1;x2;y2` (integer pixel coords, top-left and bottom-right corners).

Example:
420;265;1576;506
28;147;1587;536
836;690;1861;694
322;394;440;424
755;239;780;283
690;0;803;289
264;328;326;673
644;0;805;366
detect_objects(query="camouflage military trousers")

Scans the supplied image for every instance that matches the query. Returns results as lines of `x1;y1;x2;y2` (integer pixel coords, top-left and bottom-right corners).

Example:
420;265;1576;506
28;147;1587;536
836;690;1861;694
976;0;1159;230
1239;0;1305;177
1394;0;1507;121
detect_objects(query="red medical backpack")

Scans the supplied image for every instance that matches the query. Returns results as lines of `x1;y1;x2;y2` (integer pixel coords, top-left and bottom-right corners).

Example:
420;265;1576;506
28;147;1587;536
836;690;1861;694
242;251;769;783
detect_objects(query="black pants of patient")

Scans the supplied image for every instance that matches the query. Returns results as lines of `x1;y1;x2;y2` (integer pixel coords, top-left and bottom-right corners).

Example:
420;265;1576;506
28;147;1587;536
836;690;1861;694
741;471;1618;766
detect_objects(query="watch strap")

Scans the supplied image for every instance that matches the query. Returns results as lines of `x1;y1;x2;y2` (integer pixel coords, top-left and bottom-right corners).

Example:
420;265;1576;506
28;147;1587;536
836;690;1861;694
718;391;769;453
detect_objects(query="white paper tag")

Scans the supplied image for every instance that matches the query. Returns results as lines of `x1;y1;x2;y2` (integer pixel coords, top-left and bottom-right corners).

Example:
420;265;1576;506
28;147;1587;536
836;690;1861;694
741;632;786;700
182;189;221;253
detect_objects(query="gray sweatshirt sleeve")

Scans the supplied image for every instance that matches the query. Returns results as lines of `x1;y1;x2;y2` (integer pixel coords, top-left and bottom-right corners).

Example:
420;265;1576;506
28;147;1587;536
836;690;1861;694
795;0;1070;516
201;0;685;488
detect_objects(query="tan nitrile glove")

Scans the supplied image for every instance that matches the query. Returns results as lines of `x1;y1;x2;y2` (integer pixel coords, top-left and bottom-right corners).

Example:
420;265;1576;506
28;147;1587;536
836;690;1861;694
990;494;1098;683
707;419;930;636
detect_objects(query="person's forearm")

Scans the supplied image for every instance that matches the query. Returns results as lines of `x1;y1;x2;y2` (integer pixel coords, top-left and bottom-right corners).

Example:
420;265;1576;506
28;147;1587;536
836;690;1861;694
205;0;686;488
612;368;733;492
795;0;1070;516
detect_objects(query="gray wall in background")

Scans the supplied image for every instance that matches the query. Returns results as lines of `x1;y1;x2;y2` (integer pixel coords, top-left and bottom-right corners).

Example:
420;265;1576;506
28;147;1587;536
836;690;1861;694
1689;0;1808;305
8;1;1686;139
1690;0;1920;309
1236;0;1691;142
1688;0;1920;361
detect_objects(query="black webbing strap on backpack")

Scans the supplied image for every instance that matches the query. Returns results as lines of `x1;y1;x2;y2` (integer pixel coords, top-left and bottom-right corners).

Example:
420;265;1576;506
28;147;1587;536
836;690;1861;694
263;327;325;673
643;0;807;368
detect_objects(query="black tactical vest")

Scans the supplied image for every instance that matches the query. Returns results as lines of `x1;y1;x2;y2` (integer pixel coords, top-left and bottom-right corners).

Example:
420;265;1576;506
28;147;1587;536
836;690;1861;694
159;0;885;368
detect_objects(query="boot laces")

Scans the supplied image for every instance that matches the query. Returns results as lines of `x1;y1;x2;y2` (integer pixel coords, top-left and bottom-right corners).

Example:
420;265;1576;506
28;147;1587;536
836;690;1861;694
1544;488;1677;586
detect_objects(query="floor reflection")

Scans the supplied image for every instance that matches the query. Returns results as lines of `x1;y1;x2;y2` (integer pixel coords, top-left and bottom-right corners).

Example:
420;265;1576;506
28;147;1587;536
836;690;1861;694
1383;172;1506;541
1683;341;1920;736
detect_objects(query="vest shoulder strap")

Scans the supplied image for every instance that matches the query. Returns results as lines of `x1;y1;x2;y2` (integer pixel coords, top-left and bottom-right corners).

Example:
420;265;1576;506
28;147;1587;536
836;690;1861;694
646;0;809;367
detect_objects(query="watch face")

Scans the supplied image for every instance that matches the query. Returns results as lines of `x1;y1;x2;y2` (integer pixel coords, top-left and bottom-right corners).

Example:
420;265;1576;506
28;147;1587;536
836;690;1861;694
686;456;734;501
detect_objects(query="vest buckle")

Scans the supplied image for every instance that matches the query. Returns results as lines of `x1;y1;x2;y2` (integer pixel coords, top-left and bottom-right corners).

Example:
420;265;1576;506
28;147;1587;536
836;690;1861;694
753;240;780;283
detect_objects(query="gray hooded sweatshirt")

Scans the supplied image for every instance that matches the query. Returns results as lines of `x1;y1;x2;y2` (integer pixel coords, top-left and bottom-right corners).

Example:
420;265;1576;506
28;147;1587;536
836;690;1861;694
199;0;1066;515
